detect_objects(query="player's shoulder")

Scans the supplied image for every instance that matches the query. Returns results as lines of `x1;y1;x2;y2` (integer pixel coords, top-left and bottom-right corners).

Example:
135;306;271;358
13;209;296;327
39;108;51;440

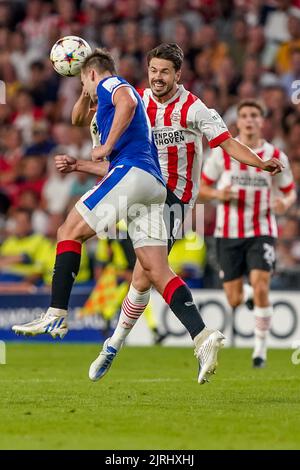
98;75;128;94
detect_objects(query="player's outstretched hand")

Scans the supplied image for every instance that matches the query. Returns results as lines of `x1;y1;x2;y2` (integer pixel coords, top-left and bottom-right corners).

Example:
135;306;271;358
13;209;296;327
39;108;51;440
263;158;284;175
54;154;77;173
91;145;111;162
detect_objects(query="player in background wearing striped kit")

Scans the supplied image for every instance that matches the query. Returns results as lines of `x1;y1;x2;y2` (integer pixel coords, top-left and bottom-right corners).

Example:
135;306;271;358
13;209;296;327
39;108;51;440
200;99;296;368
56;45;283;380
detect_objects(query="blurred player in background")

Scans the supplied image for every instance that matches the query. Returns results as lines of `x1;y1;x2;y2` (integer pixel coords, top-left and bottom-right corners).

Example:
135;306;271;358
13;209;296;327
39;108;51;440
56;44;282;380
200;99;296;368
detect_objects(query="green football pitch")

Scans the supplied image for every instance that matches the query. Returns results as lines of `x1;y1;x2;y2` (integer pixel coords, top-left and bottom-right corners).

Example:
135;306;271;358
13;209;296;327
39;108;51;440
0;344;299;450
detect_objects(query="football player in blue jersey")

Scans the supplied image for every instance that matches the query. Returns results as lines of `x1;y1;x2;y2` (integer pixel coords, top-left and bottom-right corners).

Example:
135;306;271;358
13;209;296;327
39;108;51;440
12;48;228;384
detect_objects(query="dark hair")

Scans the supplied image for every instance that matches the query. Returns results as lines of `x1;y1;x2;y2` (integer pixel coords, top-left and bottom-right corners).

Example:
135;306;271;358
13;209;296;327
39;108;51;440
147;43;184;71
237;99;266;117
81;48;117;75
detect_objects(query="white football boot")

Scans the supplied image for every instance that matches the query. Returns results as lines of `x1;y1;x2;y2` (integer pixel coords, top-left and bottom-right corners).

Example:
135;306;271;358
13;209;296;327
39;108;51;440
12;308;68;339
195;329;225;384
89;338;118;382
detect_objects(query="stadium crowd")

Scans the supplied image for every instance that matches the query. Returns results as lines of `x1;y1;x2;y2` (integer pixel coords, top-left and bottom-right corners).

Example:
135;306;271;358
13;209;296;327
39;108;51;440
1;0;300;292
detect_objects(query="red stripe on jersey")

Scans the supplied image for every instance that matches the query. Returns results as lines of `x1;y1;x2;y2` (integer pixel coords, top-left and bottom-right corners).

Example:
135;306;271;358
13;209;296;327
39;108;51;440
240;162;247;170
223;150;231;170
136;88;145;98
272;148;280;159
181;142;195;203
256;151;264;172
201;172;216;186
180;93;198;128
238;189;246;237
223;201;230;238
208;131;231;149
280;182;295;193
164;97;180;126
266;189;272;236
167;146;179;192
147;97;158;127
253;190;261;236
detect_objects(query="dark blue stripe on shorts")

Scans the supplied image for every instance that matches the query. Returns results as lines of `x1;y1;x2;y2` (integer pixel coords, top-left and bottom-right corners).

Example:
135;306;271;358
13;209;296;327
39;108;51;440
83;165;131;211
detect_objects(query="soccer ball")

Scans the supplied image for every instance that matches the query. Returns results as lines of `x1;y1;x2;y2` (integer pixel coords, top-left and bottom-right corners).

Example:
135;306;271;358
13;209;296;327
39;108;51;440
50;36;92;77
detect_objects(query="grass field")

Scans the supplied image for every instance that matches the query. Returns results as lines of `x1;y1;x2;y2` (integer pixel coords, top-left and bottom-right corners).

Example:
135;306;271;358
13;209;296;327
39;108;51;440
0;343;299;450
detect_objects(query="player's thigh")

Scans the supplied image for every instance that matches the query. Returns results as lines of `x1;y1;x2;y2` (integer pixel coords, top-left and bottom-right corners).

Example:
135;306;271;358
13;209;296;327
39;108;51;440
216;238;247;283
246;236;276;274
75;166;137;239
58;206;96;242
163;189;189;253
127;169;168;250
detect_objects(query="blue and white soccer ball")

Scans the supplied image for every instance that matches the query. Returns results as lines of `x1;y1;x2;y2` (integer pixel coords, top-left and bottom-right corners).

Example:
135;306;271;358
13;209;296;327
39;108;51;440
50;36;92;77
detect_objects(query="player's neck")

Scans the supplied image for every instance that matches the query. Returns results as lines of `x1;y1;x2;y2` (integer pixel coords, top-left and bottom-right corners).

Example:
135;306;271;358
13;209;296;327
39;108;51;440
153;85;179;104
239;134;263;150
98;71;113;83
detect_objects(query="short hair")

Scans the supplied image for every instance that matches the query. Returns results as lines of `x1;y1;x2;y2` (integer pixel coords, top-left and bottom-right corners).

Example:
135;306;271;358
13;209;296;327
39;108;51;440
147;43;184;71
237;99;266;117
81;48;117;75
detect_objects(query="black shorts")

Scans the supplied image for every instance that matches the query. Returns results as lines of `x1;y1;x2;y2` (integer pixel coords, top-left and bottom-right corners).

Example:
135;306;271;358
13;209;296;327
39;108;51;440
216;236;276;283
164;188;189;253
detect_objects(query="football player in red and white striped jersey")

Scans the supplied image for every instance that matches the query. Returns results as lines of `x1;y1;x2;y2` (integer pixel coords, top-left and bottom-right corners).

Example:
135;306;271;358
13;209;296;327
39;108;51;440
200;99;296;367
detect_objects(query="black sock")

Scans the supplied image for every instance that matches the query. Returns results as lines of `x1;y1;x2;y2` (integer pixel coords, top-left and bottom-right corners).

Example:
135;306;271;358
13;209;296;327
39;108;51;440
163;276;205;339
50;240;82;310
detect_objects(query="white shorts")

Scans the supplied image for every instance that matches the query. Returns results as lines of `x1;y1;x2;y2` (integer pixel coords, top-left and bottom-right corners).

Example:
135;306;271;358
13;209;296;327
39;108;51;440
75;165;167;248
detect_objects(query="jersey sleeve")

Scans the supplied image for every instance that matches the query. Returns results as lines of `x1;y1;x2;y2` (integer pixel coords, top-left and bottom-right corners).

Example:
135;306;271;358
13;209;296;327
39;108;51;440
201;147;224;185
273;151;295;193
187;100;231;148
97;76;131;105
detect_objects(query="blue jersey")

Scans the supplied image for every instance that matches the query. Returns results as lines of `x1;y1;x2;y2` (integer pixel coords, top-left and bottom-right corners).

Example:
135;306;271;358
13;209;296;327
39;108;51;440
96;75;165;186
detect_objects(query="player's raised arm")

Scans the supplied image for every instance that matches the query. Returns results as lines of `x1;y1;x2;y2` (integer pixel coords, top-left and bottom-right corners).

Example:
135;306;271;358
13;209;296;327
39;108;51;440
220;137;283;176
54;154;109;177
91;87;137;162
71;87;95;126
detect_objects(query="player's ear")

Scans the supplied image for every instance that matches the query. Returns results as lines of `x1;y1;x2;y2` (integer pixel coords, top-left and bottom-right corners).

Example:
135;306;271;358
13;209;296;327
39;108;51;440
175;69;181;83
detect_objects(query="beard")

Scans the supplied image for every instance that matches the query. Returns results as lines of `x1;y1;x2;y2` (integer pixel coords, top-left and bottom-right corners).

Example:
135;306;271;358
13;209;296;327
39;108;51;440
151;80;173;97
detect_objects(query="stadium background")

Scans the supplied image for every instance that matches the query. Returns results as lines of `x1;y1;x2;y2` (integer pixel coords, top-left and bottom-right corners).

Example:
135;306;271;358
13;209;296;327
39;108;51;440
1;0;300;344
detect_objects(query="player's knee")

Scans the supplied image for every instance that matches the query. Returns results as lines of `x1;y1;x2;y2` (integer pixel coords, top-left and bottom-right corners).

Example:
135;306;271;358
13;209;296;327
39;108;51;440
226;290;243;308
253;281;269;303
57;221;82;243
132;273;151;292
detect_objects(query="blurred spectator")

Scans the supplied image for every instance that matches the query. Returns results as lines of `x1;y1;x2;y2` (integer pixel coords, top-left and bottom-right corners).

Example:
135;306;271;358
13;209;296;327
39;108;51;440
0;208;45;288
276;8;300;73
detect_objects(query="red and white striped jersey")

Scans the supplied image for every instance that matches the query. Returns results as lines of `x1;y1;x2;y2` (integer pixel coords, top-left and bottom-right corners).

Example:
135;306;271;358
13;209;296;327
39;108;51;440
138;85;230;206
201;141;295;238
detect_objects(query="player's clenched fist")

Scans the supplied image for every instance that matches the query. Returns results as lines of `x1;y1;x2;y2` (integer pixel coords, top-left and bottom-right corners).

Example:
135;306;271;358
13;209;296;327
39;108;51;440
54;154;77;173
262;158;284;176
